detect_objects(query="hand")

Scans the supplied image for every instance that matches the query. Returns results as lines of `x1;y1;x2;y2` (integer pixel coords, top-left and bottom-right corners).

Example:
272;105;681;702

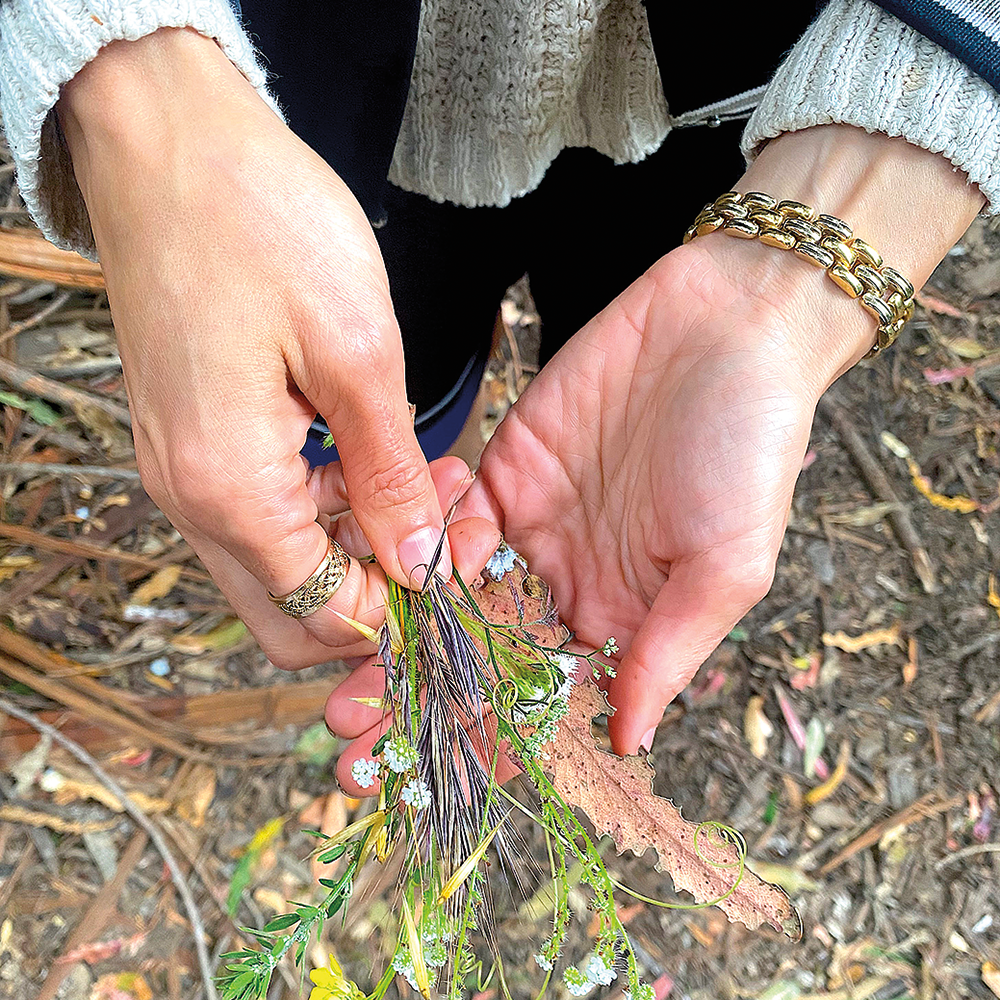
58;28;452;665
458;125;984;755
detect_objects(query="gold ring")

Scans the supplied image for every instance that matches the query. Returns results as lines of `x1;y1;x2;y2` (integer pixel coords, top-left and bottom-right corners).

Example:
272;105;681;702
267;537;351;618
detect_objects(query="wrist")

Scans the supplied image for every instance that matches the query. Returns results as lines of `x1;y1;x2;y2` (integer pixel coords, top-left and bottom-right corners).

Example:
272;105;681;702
58;27;264;198
689;125;984;386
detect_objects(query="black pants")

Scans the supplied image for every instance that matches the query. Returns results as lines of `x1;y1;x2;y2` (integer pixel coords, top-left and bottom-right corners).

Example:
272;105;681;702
376;124;747;418
236;3;819;460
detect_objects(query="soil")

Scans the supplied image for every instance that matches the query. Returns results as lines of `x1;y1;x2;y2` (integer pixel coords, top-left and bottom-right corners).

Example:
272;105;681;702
1;205;998;1000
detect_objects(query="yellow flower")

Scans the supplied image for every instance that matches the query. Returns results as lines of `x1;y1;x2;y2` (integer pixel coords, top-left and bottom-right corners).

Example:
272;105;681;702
308;954;365;1000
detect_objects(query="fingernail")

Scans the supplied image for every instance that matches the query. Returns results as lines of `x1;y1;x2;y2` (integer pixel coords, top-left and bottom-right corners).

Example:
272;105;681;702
399;526;452;588
640;726;657;752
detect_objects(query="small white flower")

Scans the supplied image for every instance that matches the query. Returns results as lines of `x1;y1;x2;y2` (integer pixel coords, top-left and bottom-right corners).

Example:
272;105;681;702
424;938;447;968
400;777;431;810
383;737;419;773
350;758;379;789
583;954;617;987
602;637;619;656
533;953;553;971
392;951;420;990
483;542;519;581
562;967;594;996
554;653;579;678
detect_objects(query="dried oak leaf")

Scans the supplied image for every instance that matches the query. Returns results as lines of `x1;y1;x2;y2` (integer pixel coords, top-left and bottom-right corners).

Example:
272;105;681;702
538;680;801;939
468;563;799;938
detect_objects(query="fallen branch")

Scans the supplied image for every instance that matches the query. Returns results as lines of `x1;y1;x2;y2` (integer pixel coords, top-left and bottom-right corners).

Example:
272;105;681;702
0;226;105;289
0;288;72;346
818;397;938;594
0;695;216;1000
0;354;131;427
814;791;961;876
0;651;218;763
0;675;336;755
0;461;141;480
0;519;209;581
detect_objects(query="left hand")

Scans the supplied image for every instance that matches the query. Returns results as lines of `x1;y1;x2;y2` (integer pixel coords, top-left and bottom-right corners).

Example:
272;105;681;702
326;124;983;765
458;125;984;755
457;237;825;756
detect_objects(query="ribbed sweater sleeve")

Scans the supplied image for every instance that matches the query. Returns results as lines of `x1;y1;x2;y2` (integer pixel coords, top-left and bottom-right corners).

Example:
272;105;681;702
870;0;1000;95
743;0;1000;213
0;0;279;258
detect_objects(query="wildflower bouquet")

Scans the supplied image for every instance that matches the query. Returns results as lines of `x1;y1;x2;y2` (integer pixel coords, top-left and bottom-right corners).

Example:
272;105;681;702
218;543;798;1000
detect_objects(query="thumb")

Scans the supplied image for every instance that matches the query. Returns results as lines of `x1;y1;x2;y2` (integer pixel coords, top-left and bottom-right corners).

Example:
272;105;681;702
606;552;774;755
310;324;451;590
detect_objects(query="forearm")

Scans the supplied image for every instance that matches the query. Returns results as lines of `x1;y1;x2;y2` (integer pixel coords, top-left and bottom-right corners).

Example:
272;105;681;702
0;1;275;257
690;124;984;391
57;26;278;262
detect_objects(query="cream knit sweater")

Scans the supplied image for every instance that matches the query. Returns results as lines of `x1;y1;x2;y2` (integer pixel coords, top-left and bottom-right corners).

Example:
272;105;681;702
0;0;997;261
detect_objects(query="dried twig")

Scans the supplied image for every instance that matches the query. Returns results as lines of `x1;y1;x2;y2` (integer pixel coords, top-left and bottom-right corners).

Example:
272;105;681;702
0;461;140;480
0;354;131;427
0;519;209;581
0;695;217;1000
0;838;35;914
815;791;961;876
0;288;71;345
0;226;105;289
934;843;1000;869
0;652;217;763
818;397;938;594
0;802;118;834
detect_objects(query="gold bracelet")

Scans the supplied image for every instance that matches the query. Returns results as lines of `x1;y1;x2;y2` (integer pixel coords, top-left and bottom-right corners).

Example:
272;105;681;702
683;191;915;358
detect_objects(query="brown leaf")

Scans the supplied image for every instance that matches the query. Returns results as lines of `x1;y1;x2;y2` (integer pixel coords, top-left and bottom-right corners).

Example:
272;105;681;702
743;695;773;759
539;681;800;938
173;762;217;827
822;624;903;654
472;564;569;651
129;565;182;606
982;961;1000;999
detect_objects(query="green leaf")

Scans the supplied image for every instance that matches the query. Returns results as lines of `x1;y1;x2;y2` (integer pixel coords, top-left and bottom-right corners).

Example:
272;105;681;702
293;721;338;767
295;905;320;921
263;913;299;932
371;731;391;756
229;972;255;993
804;716;825;779
318;843;347;863
0;390;60;426
762;788;779;825
226;855;253;917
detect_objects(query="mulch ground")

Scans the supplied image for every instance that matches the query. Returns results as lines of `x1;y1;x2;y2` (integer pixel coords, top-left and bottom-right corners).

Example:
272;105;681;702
1;158;998;1000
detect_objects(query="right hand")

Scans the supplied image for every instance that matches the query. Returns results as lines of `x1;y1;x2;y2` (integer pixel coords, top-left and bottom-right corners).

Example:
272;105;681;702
57;27;451;667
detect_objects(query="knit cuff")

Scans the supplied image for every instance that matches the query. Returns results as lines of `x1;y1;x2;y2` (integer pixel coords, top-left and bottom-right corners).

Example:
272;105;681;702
742;0;1000;214
0;0;281;259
